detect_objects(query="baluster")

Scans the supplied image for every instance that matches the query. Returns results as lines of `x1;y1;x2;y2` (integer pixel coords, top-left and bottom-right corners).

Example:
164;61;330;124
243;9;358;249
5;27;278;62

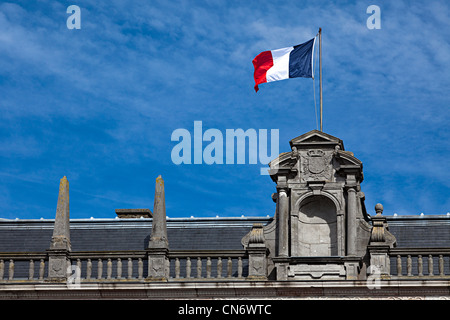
107;258;112;279
196;257;202;278
127;258;133;279
418;255;423;276
439;255;444;277
238;257;243;278
8;259;14;280
175;258;180;278
227;257;232;278
396;255;402;276
206;257;211;278
428;255;433;276
97;259;103;279
186;257;191;278
0;260;4;280
29;259;34;280
217;257;222;278
86;259;92;280
407;255;412;276
138;258;143;280
39;259;45;280
117;258;122;279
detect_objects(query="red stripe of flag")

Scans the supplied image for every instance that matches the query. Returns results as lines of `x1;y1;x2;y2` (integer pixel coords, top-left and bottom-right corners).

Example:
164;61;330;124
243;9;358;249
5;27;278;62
252;50;273;92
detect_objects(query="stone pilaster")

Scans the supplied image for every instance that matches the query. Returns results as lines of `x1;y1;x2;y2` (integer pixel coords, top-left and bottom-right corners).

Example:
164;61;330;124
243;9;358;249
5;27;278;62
277;175;290;258
346;183;357;256
147;175;169;281
48;176;71;280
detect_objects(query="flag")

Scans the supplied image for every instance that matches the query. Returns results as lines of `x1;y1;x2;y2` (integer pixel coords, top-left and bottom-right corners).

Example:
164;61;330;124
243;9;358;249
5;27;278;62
252;38;316;92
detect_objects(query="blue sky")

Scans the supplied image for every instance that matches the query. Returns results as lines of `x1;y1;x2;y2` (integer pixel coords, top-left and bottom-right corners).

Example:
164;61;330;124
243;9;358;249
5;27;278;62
0;0;448;219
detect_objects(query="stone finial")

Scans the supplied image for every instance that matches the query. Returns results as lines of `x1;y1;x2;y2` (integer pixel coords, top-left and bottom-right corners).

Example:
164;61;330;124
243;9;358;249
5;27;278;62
375;203;384;216
148;175;168;249
370;203;386;243
249;224;265;245
368;203;396;279
50;176;71;251
370;203;396;246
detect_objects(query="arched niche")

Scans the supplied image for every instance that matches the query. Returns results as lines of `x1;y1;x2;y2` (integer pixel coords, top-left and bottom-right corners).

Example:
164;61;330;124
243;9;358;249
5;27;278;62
298;195;338;256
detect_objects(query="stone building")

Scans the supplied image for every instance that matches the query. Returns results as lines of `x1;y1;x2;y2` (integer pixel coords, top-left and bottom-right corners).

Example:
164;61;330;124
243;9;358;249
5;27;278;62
0;130;449;299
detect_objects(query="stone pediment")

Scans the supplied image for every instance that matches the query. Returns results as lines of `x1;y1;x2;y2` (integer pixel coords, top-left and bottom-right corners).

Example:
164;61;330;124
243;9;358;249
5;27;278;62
268;152;294;169
335;150;362;166
290;130;344;151
269;130;363;183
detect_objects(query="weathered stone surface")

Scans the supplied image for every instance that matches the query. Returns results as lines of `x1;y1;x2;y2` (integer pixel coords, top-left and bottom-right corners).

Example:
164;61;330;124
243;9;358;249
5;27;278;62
298;195;337;256
50;176;71;251
147;175;169;280
265;130;373;280
288;264;346;280
368;203;397;278
147;249;169;281
148;175;168;249
47;252;69;279
247;224;268;280
48;176;71;280
1;279;450;299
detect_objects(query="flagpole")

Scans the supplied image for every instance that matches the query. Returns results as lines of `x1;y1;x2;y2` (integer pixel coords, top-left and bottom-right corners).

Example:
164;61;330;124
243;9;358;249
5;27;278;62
319;27;323;132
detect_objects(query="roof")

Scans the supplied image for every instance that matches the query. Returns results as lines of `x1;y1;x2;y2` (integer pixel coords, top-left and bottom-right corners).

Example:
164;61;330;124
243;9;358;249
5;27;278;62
0;215;449;253
0;217;271;253
386;215;450;248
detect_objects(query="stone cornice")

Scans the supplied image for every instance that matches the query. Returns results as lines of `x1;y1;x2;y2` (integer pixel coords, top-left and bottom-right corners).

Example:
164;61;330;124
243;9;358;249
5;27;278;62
0;279;449;299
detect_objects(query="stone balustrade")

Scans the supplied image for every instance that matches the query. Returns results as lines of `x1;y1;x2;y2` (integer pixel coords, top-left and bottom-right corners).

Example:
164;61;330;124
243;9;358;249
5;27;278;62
168;250;247;280
3;248;450;281
68;252;147;280
0;250;249;282
2;249;450;282
0;253;47;281
389;248;450;278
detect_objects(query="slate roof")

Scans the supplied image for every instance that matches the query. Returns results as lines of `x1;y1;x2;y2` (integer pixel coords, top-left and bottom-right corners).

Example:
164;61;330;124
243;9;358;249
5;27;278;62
0;215;449;253
386;215;450;247
0;217;270;253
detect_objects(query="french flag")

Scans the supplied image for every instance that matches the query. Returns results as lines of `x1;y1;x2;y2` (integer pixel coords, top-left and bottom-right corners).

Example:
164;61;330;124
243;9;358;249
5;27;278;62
252;38;316;92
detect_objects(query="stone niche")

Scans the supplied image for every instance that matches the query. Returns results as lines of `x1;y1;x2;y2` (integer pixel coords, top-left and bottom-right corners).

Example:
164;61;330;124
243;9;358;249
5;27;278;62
253;130;373;280
298;195;338;257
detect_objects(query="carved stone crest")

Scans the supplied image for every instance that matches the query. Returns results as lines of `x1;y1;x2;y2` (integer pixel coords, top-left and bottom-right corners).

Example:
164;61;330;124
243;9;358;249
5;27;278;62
307;150;326;174
300;149;333;182
51;260;63;273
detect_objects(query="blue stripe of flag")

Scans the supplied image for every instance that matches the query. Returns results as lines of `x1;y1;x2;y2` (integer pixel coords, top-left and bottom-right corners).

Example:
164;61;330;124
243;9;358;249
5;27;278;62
289;38;315;79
